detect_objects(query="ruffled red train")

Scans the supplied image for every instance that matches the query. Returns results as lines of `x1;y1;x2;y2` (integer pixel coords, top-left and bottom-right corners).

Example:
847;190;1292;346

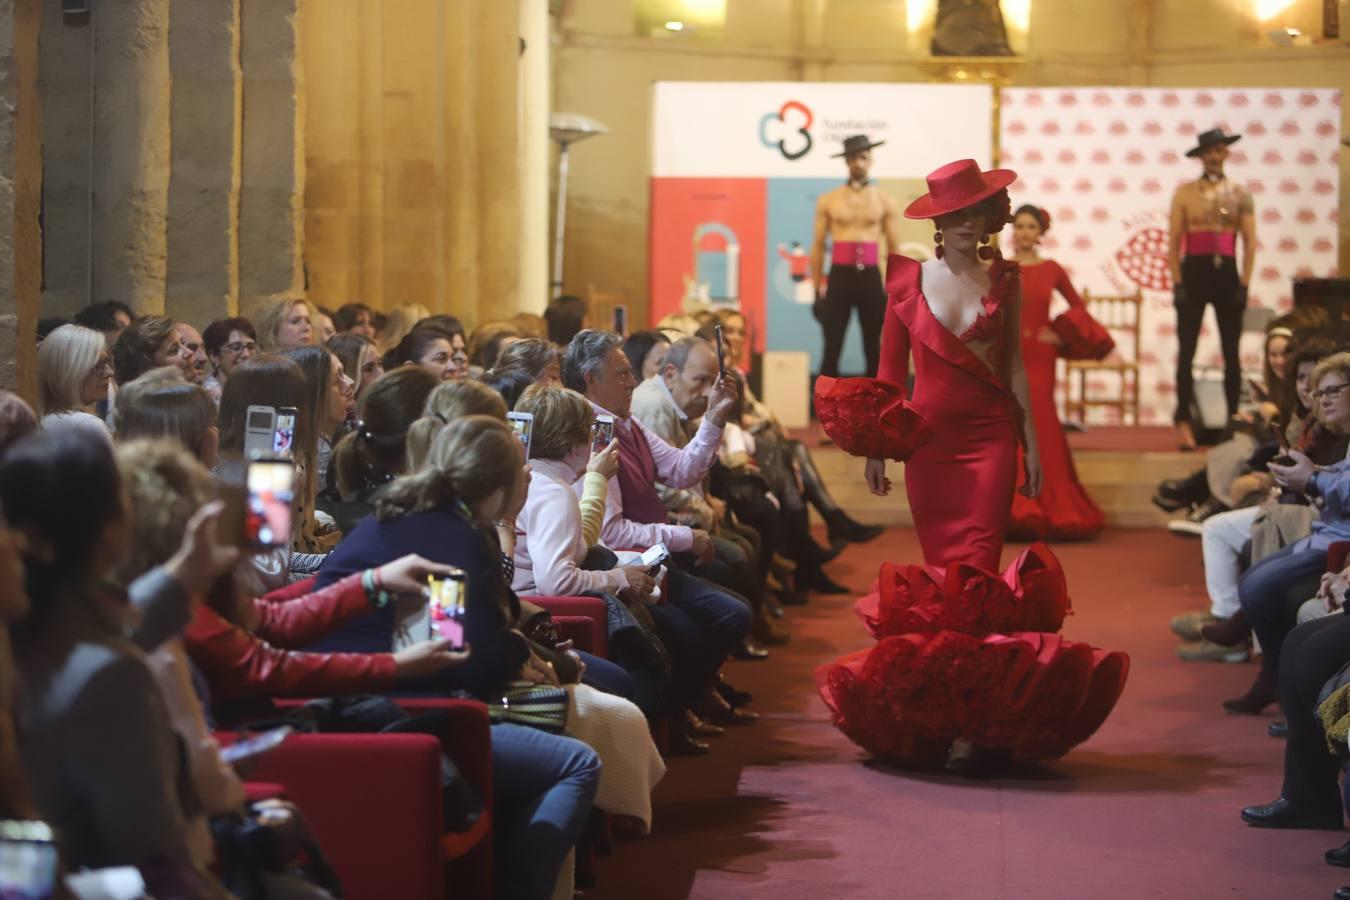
817;544;1129;766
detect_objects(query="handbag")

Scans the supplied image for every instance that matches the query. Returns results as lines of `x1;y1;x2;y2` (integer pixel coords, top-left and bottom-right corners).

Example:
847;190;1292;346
211;800;342;900
487;681;569;733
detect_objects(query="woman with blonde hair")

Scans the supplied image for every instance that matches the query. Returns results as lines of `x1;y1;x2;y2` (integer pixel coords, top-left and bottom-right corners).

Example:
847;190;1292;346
378;303;432;353
405;379;508;471
255;297;316;352
327;332;384;403
37;323;114;446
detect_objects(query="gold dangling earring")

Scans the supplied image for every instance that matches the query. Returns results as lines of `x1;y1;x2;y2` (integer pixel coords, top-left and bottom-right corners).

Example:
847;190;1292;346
933;230;944;260
977;233;995;261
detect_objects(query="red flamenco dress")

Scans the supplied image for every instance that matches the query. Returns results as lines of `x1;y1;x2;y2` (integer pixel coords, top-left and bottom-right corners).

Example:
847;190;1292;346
812;253;1129;767
1008;259;1113;542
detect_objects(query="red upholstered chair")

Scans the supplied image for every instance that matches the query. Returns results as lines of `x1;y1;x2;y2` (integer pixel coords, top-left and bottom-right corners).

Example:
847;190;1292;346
220;732;462;900
523;594;609;657
1329;541;1350;574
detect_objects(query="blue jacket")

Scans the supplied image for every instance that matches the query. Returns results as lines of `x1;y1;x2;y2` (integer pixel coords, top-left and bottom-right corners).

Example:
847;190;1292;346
312;508;528;700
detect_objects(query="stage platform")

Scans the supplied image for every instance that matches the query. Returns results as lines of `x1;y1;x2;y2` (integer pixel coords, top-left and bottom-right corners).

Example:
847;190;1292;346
798;425;1199;529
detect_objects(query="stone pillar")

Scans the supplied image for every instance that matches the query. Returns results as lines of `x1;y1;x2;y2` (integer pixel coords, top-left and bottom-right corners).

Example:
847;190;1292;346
0;0;42;399
471;1;522;322
91;0;172;316
37;2;91;318
238;0;304;319
166;0;242;327
443;1;481;323
518;0;550;314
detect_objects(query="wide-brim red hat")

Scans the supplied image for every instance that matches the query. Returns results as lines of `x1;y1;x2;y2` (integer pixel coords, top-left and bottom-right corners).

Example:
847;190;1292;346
903;159;1017;220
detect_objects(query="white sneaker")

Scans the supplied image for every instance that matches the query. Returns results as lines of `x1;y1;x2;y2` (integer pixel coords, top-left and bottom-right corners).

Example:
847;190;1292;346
1167;518;1205;537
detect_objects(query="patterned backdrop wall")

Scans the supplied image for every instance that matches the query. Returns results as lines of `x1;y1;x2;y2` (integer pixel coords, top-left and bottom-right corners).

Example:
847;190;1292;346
1000;87;1341;425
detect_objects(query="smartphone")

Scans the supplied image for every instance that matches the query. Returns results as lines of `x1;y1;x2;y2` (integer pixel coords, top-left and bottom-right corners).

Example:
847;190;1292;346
613;305;628;336
244;405;276;460
427;568;467;651
0;820;58;900
220;726;294;765
244;458;295;548
507;411;534;460
591;414;615;455
272;406;297;458
714;324;726;376
640;541;670;576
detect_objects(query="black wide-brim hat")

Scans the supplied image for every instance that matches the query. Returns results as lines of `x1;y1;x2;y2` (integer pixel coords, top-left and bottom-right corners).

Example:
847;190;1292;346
1186;127;1241;158
832;134;886;158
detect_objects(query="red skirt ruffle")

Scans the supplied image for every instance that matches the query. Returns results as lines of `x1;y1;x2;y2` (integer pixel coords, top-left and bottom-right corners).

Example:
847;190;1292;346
821;543;1129;766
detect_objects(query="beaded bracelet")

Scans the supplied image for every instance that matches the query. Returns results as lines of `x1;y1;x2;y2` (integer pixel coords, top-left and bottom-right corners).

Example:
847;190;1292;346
362;568;393;609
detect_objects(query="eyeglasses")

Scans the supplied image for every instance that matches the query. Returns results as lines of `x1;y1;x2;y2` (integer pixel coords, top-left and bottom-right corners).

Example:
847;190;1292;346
223;341;258;354
1313;383;1350;402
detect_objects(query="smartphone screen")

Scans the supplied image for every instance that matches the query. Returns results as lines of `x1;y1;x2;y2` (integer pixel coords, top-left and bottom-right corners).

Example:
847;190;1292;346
245;459;295;548
272;407;297;458
591;415;615;454
220;726;294;765
427;573;466;650
244;405;276;460
714;324;726;376
507;412;533;460
640;541;669;575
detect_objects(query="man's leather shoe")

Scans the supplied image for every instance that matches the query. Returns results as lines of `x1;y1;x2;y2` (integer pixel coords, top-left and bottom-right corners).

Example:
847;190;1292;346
717;678;753;708
666;727;710;757
734;639;770;660
1241;798;1344;830
803;570;850;595
699;691;759;726
1326;840;1350;867
685;710;723;737
1269;720;1289;738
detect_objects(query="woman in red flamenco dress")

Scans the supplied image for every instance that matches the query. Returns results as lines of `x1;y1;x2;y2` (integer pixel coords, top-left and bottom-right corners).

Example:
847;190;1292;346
812;160;1129;770
1007;203;1113;541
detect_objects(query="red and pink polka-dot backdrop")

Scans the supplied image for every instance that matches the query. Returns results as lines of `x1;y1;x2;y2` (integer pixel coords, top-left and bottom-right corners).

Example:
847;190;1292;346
1001;87;1341;425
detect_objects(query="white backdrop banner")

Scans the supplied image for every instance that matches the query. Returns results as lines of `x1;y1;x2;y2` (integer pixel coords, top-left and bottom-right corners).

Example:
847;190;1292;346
1000;87;1341;425
652;82;993;178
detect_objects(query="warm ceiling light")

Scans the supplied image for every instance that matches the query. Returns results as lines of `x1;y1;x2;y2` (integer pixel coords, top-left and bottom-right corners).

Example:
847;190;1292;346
907;0;936;31
1002;0;1031;33
665;20;685;31
1255;0;1296;21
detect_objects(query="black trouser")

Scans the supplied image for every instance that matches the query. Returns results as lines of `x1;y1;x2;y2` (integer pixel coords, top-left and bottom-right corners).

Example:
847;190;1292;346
1278;614;1350;816
817;264;886;378
1176;255;1244;425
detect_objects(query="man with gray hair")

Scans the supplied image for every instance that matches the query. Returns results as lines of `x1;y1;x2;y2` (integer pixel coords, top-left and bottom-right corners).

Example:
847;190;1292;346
563;329;758;747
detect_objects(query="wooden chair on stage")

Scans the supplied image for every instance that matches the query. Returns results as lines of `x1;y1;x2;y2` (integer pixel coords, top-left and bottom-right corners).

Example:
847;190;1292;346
1062;288;1143;426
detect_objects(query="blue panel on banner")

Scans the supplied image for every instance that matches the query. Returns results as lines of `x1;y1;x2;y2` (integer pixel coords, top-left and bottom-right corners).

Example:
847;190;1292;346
696;252;731;300
763;178;865;375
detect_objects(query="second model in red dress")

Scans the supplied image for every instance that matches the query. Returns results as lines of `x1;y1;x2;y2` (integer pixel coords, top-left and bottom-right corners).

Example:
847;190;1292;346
1008;259;1107;541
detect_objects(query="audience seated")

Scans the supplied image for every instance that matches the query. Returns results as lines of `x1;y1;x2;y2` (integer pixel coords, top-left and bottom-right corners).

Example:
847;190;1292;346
312;415;606;900
72;299;134;344
385;327;466;382
491;336;563;384
2;430;236;898
1173;333;1347;662
545;295;589;346
563;329;757;753
467;321;521;374
257;298;317;353
175;321;210;386
313;306;338;344
327;332;384;403
37;324;114;447
1227;352;1350;715
407;379;509;471
478;366;536;411
283;346;355;488
113;368;220;467
333;302;376;339
113;314;194;386
201;316;258;404
623;330;672;381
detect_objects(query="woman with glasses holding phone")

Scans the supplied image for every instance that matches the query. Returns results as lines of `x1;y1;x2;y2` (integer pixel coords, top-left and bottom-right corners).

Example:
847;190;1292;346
36;324;115;447
1228;353;1350;717
201;318;259;404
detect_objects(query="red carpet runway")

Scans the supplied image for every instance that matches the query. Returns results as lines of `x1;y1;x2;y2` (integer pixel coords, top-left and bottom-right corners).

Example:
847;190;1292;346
592;528;1345;899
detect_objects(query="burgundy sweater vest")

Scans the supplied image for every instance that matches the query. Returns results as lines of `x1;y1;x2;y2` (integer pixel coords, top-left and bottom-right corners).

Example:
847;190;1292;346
615;418;670;525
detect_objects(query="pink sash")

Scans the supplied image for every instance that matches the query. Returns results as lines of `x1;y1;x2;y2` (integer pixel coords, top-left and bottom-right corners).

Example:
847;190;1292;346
832;241;879;267
1185;231;1236;257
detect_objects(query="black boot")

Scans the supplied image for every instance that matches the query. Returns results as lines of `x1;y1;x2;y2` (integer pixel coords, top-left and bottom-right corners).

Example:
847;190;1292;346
1157;468;1208;507
1224;668;1278;715
824;509;885;545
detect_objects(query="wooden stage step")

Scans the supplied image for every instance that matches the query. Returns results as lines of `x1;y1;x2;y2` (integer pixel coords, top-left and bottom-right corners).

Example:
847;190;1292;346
811;445;1200;529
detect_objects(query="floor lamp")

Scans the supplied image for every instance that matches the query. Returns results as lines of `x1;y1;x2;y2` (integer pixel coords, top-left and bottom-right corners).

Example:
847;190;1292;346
550;112;608;299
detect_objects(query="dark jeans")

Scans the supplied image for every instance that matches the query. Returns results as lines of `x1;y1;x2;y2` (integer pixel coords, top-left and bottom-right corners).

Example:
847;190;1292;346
1237;543;1326;679
1278;614;1350;816
491;723;601;900
1176;255;1244;425
576;650;635;702
818;264;886;378
648;566;751;706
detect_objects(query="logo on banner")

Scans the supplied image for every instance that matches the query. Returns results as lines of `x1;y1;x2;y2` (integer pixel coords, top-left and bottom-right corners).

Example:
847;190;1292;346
759;100;813;161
